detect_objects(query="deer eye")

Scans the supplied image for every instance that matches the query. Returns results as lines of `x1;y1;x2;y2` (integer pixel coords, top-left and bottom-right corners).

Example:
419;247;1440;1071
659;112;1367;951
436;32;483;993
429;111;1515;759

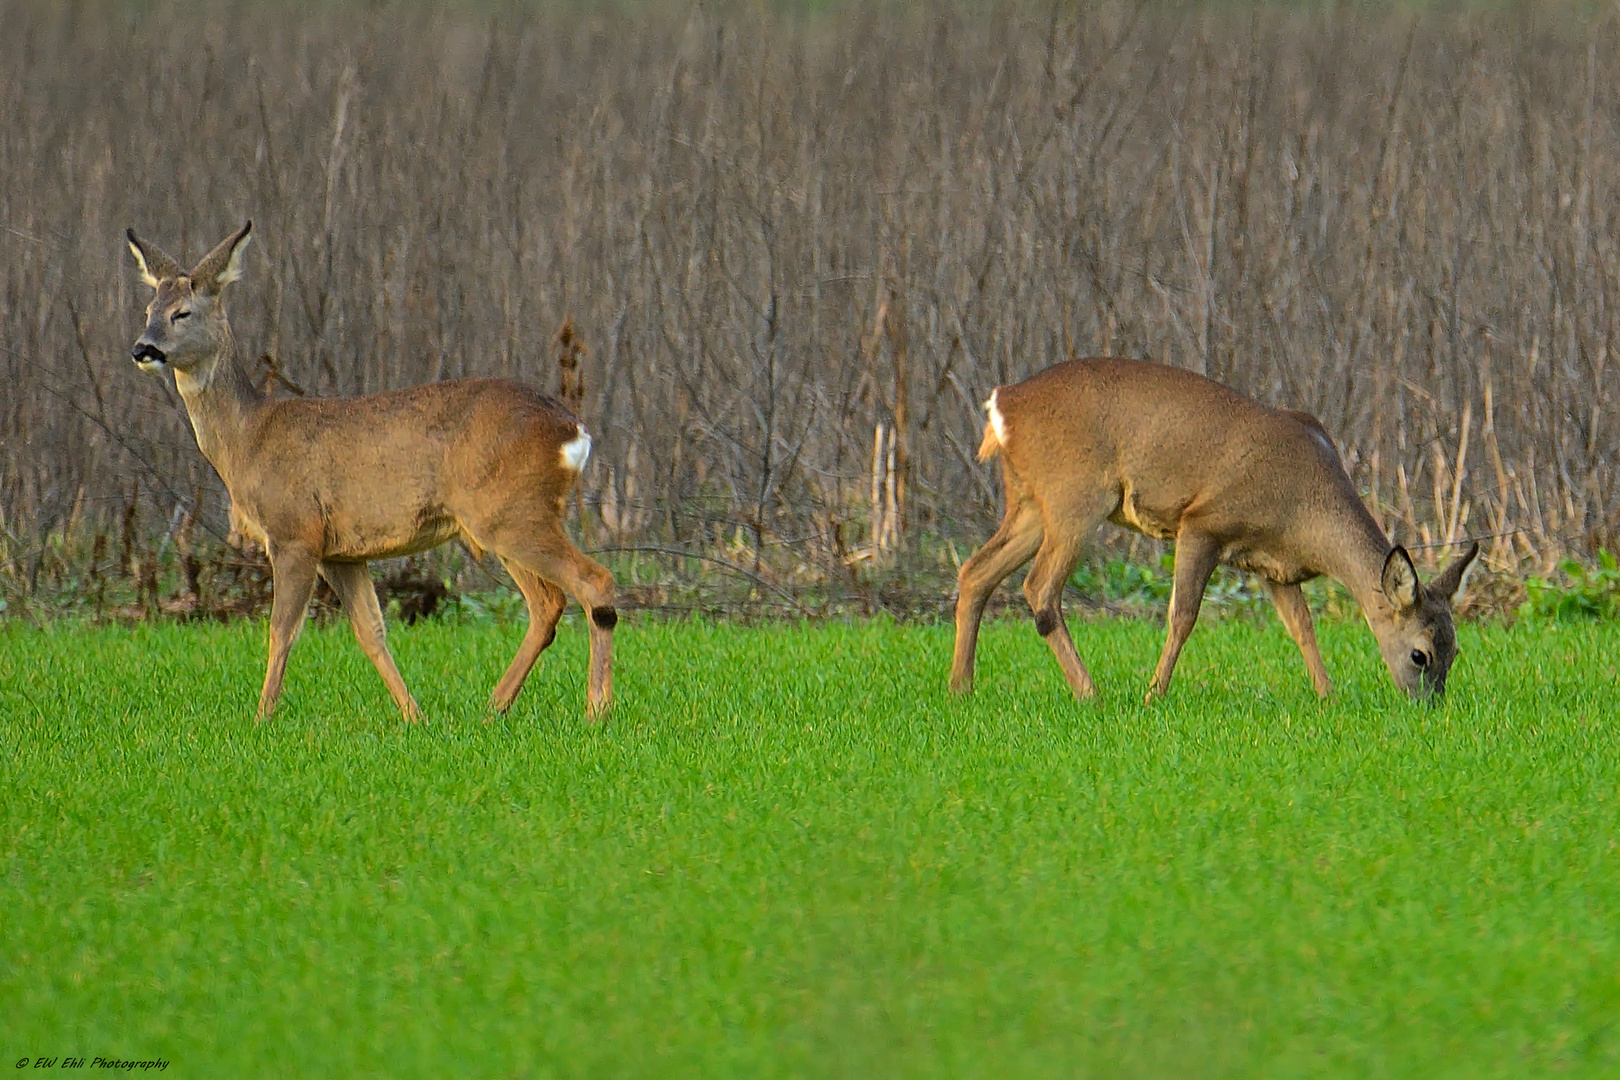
171;310;191;322
1410;650;1430;668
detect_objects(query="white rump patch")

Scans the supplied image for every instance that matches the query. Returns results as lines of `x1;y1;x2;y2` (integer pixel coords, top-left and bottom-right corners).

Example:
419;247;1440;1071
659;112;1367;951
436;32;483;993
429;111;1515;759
985;389;1008;445
559;425;592;472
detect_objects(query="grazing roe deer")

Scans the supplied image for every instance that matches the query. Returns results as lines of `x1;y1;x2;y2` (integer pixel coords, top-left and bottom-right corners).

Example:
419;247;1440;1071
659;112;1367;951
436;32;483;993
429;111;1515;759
951;358;1479;703
127;222;617;721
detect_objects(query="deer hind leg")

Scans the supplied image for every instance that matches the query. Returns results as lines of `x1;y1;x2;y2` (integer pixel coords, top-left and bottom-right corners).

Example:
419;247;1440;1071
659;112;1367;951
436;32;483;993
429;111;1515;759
321;560;422;722
258;545;320;722
1265;580;1333;699
481;523;616;719
1021;514;1105;702
951;501;1044;694
488;558;568;715
1146;530;1222;703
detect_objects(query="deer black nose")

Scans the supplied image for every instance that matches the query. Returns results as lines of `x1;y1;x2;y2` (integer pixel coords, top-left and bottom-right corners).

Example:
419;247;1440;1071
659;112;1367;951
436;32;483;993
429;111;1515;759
132;343;166;365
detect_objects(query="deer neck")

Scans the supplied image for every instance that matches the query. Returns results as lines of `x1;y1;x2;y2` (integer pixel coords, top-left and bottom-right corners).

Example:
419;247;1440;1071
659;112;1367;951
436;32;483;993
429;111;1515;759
1314;493;1400;631
172;327;264;480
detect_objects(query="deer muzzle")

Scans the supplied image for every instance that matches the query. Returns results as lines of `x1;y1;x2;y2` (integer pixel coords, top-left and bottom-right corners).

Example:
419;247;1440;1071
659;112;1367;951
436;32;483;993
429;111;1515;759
131;342;168;370
1409;676;1445;704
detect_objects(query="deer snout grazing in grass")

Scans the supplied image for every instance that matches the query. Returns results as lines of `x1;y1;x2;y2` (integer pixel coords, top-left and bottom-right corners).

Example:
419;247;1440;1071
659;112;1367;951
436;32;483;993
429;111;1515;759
128;222;617;721
951;357;1480;704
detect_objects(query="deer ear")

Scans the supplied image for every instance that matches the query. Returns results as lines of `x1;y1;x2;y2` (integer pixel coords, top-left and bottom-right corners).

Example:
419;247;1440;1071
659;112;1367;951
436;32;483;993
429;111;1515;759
1381;545;1421;612
1430;541;1480;603
190;221;253;295
126;228;183;288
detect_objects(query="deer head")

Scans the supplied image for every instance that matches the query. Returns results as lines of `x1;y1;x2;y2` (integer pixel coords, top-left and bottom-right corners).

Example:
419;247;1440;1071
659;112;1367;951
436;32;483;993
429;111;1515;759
128;222;253;383
1370;542;1479;700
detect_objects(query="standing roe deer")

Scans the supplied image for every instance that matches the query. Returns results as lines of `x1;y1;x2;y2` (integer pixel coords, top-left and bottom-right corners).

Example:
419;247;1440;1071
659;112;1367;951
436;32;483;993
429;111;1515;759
951;357;1479;703
127;222;617;721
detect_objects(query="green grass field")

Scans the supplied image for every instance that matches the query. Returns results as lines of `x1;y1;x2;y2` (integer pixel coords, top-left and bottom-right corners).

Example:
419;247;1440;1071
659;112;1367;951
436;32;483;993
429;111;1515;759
2;613;1618;1077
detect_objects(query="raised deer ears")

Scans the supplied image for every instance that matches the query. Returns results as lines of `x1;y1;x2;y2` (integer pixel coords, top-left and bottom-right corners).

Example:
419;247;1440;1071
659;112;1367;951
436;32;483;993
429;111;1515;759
1381;546;1421;612
1430;541;1480;602
126;221;252;294
190;221;253;294
126;229;183;288
1381;541;1480;612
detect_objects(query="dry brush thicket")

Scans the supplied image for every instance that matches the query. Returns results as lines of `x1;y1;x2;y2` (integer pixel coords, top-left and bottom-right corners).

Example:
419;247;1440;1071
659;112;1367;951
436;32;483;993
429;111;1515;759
3;0;1618;613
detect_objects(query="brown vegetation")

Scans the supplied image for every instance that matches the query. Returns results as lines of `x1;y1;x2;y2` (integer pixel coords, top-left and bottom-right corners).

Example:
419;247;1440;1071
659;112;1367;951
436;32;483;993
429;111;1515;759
2;0;1616;618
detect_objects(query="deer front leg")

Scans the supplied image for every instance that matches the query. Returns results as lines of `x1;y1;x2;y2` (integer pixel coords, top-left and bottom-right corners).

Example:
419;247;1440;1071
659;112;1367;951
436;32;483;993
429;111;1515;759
1146;532;1220;703
258;545;319;722
321;560;423;721
1265;580;1333;699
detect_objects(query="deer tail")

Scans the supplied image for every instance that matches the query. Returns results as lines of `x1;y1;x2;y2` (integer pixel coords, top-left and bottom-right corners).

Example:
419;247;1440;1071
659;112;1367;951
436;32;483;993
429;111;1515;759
977;389;1007;461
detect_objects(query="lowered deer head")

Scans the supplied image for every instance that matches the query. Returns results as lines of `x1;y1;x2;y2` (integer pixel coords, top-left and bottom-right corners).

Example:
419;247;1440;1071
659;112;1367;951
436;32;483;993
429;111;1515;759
1368;543;1476;699
951;357;1480;704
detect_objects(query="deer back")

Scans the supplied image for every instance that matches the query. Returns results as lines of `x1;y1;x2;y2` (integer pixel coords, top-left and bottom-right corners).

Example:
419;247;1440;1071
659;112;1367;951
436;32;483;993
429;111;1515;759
990;359;1369;562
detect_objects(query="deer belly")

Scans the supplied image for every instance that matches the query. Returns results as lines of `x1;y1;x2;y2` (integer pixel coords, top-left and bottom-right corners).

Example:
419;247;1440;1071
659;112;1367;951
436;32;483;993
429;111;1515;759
1109;482;1179;540
1222;545;1310;584
321;506;462;560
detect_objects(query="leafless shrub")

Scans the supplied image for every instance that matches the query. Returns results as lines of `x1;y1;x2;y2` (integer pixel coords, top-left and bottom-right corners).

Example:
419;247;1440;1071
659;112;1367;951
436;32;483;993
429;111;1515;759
3;0;1617;618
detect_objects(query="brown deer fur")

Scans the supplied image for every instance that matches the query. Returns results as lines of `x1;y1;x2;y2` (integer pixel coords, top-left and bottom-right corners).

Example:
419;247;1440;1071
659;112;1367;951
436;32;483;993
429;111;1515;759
128;222;616;721
952;358;1478;703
